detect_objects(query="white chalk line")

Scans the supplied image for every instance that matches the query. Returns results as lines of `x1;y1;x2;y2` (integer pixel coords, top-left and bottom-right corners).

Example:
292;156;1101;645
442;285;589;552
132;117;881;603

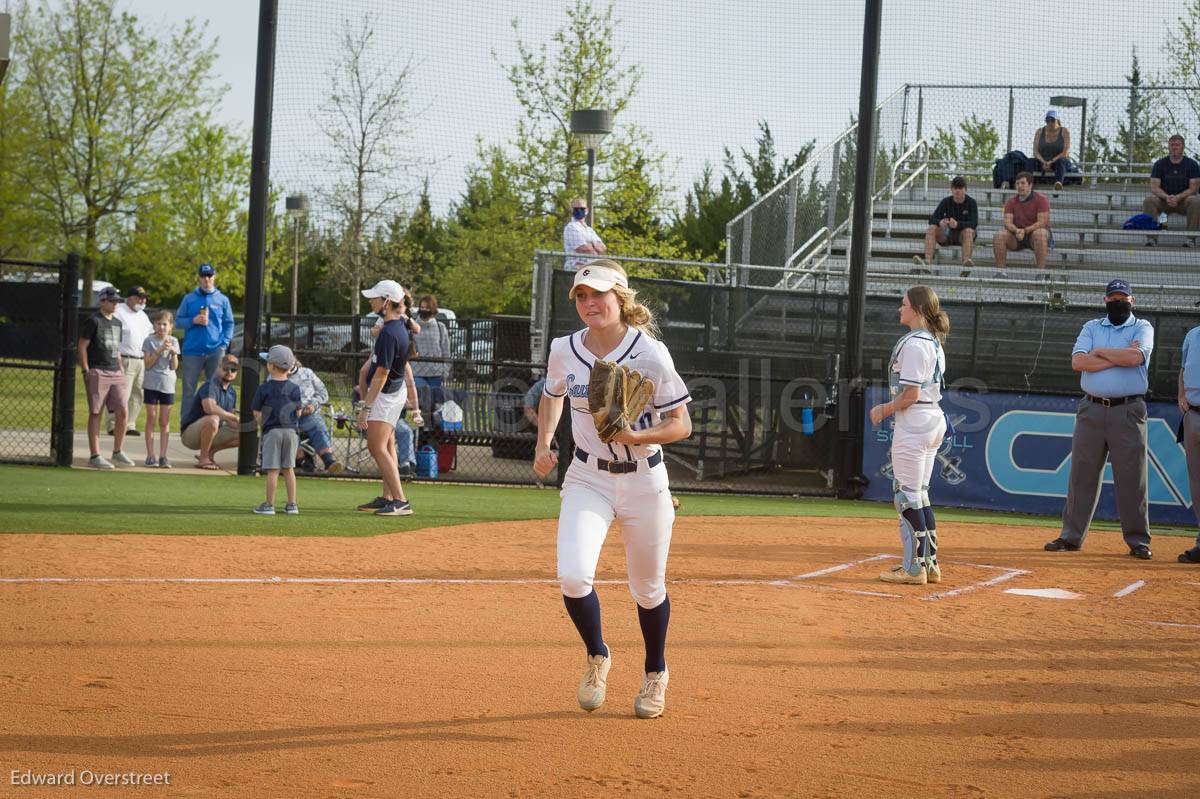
1146;621;1200;630
1113;580;1146;598
0;553;1030;602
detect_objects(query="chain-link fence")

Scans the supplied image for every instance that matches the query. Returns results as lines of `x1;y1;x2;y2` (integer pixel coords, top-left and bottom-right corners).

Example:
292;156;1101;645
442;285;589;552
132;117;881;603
0;255;79;466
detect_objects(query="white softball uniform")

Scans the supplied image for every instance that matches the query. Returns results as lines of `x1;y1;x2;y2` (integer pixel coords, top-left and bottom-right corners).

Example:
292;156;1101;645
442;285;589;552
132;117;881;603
544;327;691;608
889;329;947;502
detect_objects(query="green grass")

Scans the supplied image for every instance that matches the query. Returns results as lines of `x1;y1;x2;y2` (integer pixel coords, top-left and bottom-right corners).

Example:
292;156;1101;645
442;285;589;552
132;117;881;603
0;363;351;432
0;464;1192;538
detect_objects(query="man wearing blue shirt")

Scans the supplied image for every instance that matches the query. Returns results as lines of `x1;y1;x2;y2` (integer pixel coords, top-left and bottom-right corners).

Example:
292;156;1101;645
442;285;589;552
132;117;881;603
1178;324;1200;563
1045;279;1155;559
176;263;236;422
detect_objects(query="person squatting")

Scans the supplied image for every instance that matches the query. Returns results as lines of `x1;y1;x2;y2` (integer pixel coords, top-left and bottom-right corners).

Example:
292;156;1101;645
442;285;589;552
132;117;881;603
533;259;692;719
870;286;950;586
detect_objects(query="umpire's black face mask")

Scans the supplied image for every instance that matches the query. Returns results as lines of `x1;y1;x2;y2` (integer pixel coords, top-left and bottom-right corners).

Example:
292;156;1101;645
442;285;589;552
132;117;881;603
1105;297;1132;325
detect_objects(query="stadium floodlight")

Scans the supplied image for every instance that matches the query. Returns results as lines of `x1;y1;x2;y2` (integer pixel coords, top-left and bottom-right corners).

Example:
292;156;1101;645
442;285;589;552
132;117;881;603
1050;95;1087;173
1;13;12;85
285;194;309;321
570;109;613;226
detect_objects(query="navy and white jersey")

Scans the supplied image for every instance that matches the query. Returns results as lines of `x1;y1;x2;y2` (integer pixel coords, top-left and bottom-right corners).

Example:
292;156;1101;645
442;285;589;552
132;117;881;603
889;329;946;413
544;326;690;462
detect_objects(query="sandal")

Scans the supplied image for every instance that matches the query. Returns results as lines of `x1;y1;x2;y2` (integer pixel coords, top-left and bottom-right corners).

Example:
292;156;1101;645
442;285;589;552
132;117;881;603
196;461;221;471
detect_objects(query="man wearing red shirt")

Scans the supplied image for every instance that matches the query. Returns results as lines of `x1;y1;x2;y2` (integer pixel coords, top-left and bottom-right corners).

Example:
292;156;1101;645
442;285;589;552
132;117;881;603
993;172;1052;279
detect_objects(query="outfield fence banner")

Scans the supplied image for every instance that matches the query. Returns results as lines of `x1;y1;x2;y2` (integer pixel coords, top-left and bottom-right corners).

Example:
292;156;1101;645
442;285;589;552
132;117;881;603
862;389;1195;528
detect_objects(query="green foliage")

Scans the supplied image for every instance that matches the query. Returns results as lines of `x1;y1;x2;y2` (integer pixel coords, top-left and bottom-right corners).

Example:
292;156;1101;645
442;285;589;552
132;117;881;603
439;2;686;313
1088;48;1171;171
118;122;250;302
926;114;1001;183
672;122;815;262
1163;0;1200;135
10;0;222;300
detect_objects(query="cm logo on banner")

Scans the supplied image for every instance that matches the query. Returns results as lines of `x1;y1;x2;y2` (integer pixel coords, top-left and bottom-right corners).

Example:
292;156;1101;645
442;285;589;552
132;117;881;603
984;410;1192;509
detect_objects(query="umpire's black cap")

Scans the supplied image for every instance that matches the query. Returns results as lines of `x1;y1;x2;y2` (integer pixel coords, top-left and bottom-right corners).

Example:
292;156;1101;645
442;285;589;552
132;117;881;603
1105;278;1132;296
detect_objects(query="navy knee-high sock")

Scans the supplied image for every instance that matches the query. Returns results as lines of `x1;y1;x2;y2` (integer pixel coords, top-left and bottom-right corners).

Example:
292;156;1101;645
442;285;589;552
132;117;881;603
637;595;671;674
563;590;608;658
922;506;938;560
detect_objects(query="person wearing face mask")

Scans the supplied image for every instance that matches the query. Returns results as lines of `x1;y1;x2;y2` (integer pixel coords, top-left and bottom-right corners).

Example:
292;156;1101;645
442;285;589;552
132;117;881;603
410;294;451;390
562;197;607;272
1045;279;1155;560
176;263;235;423
105;286;155;438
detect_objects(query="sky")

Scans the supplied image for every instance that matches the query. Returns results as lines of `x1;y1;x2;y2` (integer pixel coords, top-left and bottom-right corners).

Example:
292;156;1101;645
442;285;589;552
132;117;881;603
118;0;1189;218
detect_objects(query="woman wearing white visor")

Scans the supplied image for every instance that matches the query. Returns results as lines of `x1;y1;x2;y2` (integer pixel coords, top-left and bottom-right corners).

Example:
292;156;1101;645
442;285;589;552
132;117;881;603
533;259;692;719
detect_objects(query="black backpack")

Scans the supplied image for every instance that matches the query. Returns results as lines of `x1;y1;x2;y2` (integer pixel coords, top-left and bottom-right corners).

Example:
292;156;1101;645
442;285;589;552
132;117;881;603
992;150;1029;189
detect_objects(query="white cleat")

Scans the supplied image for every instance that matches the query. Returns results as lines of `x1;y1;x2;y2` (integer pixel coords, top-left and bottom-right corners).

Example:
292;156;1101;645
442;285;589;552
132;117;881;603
634;667;669;719
577;653;611;712
926;562;942;584
879;565;927;585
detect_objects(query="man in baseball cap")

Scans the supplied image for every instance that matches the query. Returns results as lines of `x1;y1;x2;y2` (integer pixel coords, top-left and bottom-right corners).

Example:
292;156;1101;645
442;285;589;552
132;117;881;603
361;279;405;303
176;261;235;421
1045;276;1155;560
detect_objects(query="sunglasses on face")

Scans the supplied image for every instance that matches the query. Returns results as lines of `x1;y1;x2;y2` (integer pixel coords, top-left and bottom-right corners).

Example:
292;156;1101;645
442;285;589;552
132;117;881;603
223;365;239;373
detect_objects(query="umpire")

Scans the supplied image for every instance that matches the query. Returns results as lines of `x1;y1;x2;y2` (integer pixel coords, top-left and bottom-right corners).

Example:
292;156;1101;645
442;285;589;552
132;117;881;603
1045;278;1155;559
1178;322;1200;564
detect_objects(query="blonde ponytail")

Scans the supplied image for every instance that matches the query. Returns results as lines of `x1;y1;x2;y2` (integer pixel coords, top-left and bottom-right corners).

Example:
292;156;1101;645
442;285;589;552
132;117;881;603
589;260;661;339
907;285;950;342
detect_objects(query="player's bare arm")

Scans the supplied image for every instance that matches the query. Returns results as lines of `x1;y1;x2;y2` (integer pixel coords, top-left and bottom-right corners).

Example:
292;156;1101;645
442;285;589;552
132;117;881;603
533;393;564;478
869;384;919;424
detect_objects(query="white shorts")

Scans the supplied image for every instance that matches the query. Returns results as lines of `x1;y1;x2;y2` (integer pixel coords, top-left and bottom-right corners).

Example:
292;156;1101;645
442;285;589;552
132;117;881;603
367;386;407;428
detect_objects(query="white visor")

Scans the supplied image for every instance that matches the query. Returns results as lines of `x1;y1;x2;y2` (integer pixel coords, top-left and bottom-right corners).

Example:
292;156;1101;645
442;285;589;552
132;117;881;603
570;265;628;295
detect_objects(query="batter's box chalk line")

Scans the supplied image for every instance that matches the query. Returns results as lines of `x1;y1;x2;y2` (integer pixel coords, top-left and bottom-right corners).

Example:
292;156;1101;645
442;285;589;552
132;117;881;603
786;553;1029;601
0;555;1028;601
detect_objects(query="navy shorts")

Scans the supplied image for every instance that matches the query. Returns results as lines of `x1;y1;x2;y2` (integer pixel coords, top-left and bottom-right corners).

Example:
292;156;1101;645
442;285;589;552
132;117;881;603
143;388;175;406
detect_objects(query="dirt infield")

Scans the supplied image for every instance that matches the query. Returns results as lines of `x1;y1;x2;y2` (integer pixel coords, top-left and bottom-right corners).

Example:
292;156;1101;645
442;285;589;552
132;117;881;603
1;517;1198;798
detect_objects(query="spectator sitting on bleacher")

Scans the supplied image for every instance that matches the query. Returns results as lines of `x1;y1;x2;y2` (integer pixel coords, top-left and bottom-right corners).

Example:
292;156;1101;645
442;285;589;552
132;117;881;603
1033;110;1071;192
914;176;978;277
288;356;343;473
1143;134;1200;247
993;172;1052;280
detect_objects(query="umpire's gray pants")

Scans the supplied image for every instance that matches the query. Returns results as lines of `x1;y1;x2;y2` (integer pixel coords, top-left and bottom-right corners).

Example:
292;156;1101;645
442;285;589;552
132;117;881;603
1184;409;1200;547
1060;396;1151;549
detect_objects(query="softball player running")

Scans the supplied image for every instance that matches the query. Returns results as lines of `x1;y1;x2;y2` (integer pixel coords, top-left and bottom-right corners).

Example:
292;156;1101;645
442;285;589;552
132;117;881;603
533;260;692;719
869;286;949;586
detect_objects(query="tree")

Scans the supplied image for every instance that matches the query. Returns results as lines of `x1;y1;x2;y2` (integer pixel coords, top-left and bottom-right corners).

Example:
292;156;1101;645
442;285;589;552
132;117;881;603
0;70;54;260
673;121;815;264
440;2;684;313
318;15;421;315
118;121;250;303
1088;48;1169;170
13;0;220;301
1163;0;1200;137
926;114;1001;183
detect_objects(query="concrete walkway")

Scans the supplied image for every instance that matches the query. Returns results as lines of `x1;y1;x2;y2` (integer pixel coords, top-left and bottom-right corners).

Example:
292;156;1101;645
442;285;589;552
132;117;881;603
72;429;238;474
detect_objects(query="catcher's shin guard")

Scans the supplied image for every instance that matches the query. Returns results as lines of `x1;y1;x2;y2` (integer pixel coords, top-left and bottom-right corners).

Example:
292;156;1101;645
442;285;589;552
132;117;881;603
894;483;926;575
920;485;938;570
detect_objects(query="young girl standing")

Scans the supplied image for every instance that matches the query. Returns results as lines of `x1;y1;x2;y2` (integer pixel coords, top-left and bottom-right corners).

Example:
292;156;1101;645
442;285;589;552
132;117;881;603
142;310;180;467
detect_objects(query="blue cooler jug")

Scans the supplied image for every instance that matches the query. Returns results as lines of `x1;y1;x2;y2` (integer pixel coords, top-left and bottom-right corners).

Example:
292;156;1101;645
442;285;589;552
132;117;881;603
416;445;439;479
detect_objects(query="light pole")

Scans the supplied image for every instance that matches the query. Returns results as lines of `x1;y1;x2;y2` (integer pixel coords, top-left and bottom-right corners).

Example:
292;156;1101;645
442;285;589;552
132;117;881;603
1050;95;1087;173
570;109;613;227
285;194;308;319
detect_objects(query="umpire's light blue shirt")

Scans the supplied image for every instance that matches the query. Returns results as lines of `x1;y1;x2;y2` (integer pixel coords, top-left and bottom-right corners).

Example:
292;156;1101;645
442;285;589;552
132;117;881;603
1183;325;1200;406
1073;313;1154;398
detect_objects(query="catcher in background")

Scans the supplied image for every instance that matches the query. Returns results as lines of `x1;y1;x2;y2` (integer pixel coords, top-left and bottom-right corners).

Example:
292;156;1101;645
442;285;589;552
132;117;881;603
533;260;692;719
869;285;949;586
